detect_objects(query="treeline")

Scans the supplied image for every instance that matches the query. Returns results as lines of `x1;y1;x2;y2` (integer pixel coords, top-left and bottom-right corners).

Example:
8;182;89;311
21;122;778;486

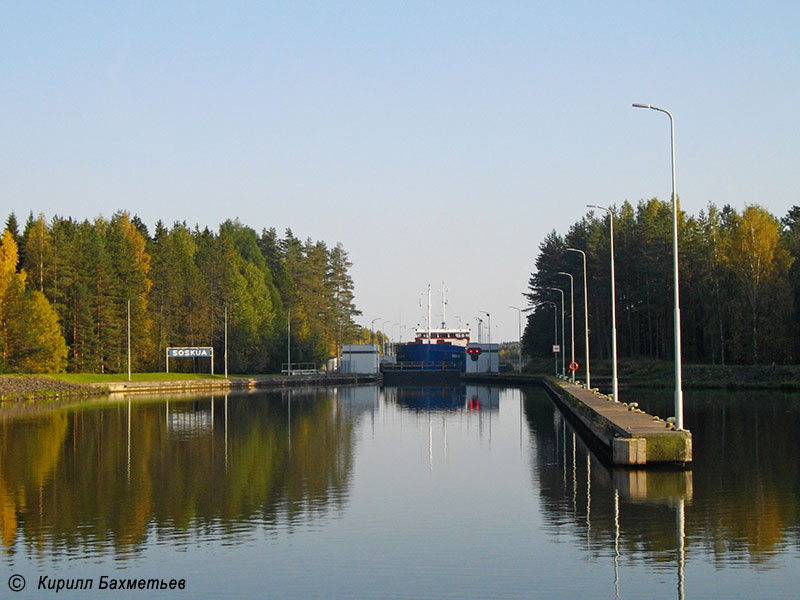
524;200;800;365
0;211;362;374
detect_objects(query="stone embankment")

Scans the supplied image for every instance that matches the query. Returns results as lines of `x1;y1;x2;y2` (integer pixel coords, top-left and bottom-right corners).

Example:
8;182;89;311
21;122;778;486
0;376;96;401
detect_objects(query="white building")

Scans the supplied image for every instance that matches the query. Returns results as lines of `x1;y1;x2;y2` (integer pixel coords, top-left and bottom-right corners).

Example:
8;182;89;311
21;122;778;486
340;344;380;374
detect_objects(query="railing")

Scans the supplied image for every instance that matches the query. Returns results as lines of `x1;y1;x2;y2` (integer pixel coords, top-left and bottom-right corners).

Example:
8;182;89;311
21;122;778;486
281;362;320;375
382;361;462;372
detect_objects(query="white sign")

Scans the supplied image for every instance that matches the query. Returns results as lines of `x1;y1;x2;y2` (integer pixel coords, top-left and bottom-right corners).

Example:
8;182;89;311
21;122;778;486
166;346;214;375
168;347;213;358
552;345;561;353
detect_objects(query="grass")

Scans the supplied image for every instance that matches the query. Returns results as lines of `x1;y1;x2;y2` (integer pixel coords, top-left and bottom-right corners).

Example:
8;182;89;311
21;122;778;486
525;356;800;390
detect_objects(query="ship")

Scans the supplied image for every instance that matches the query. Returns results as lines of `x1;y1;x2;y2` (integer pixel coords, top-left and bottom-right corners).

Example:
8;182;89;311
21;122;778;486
382;284;469;381
393;326;470;370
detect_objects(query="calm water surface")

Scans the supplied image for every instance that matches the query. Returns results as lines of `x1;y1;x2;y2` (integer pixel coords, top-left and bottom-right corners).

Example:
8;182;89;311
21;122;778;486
2;384;799;598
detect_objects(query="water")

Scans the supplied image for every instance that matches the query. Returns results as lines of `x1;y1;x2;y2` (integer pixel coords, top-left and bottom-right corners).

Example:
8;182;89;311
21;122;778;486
1;384;799;598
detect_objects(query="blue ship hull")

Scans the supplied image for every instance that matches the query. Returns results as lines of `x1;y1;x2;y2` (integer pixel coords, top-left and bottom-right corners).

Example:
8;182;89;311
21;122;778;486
394;343;466;371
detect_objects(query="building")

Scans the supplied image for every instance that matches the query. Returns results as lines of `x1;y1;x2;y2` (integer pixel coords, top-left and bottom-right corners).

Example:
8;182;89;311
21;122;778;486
340;344;380;374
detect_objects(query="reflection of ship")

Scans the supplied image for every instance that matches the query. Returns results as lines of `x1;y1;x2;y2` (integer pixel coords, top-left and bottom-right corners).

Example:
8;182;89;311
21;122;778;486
387;385;499;413
390;385;466;411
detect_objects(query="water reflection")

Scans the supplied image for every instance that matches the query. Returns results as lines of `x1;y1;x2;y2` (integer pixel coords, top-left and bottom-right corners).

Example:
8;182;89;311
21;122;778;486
524;388;694;598
0;387;376;558
384;384;500;413
2;383;800;597
629;388;800;568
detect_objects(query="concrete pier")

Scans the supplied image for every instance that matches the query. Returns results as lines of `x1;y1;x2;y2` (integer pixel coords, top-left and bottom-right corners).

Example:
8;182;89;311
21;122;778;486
543;377;692;466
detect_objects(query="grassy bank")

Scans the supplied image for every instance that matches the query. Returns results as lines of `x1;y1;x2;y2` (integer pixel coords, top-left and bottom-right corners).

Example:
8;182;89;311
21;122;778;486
525;357;800;390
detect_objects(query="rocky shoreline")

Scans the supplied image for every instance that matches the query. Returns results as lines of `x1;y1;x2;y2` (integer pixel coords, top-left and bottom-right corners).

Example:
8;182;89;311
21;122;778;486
0;376;101;401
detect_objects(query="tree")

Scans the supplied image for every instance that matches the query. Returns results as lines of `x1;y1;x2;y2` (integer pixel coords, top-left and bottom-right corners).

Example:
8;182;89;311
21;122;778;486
0;230;67;372
21;213;51;292
724;205;792;363
108;212;153;371
326;243;361;361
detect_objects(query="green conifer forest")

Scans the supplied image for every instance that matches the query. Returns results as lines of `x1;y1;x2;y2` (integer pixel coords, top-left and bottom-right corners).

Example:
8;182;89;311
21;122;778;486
1;212;362;374
525;200;800;366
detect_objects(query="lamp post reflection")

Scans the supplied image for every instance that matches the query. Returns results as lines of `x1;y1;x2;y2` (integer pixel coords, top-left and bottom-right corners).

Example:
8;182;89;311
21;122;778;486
539;401;693;600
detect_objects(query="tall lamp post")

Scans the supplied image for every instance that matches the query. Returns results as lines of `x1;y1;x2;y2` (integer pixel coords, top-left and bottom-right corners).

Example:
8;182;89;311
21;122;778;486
509;305;523;373
391;322;400;357
523;301;558;376
535;287;565;378
541;301;558;376
566;247;590;389
480;311;491;344
371;317;381;345
474;317;483;343
633;103;683;429
587;205;619;402
479;311;492;372
383;320;391;357
557;272;575;383
127;298;132;381
286;309;291;376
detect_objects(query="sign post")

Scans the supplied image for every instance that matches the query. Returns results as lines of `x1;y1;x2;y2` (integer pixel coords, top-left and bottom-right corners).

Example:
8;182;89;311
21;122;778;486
166;347;214;375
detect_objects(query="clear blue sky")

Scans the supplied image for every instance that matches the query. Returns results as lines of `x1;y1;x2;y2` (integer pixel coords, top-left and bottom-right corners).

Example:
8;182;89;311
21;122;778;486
2;1;799;343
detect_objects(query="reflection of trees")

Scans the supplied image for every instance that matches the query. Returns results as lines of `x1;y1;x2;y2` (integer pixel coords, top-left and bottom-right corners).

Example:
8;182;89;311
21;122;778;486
0;389;358;557
523;386;800;567
671;390;800;565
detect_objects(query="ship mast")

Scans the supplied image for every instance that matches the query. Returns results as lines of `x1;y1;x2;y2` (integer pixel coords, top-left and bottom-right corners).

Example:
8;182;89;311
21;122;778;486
427;284;432;345
441;281;447;328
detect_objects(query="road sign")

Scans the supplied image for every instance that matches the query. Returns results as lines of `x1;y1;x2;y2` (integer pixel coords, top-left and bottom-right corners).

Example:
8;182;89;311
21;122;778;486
167;347;212;358
552;345;561;353
166;346;214;375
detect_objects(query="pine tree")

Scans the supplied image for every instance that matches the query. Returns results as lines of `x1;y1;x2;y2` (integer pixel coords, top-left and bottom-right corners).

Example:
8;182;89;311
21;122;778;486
21;213;51;293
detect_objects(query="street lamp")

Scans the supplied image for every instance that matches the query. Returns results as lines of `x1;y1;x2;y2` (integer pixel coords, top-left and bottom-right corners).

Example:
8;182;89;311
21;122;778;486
587;205;619;402
633;103;684;429
480;311;491;344
540;301;558;376
535;287;566;378
127;298;132;381
479;311;492;372
567;247;590;389
383;320;391;356
474;317;483;343
523;300;559;376
509;305;523;373
371;317;381;345
557;272;575;383
286;309;291;376
391;322;400;357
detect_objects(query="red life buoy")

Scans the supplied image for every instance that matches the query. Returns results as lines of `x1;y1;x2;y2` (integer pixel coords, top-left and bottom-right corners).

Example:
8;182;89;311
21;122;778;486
569;361;579;372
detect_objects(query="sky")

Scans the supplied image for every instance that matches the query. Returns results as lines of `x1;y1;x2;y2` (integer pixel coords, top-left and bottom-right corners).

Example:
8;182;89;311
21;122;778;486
2;1;799;343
